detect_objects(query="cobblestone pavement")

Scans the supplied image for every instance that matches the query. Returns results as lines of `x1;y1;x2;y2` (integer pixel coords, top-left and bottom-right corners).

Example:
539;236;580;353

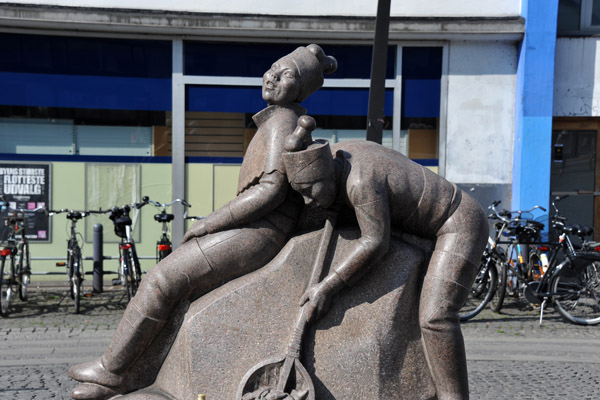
1;285;600;399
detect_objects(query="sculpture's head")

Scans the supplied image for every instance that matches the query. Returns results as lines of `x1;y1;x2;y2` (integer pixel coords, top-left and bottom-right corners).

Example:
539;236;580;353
283;116;338;208
262;44;337;105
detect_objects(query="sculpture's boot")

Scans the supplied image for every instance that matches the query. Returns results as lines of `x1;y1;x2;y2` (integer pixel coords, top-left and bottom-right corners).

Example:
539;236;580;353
419;254;478;400
69;301;167;392
70;383;119;400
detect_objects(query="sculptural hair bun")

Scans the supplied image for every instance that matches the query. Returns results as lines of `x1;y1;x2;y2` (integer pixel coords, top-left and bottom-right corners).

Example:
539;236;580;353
307;44;338;75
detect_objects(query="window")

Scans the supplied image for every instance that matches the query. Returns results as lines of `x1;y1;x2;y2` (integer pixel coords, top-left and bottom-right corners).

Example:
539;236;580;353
583;0;600;29
400;47;443;166
557;0;600;35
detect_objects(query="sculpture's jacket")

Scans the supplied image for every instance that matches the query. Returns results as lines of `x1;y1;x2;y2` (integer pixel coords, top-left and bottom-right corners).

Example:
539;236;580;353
196;104;305;276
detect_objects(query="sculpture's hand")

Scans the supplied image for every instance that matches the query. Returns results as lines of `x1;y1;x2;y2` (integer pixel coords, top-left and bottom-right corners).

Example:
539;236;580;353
299;281;332;323
182;218;207;243
265;392;291;400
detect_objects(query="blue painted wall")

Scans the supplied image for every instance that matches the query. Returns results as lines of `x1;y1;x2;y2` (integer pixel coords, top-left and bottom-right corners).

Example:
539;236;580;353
512;0;559;213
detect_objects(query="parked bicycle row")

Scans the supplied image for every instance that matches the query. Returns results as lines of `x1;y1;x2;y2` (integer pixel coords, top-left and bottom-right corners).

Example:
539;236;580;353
0;196;202;317
460;195;600;326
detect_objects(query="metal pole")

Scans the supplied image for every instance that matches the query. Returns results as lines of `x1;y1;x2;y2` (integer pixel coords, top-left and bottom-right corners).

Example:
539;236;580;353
93;223;103;293
366;0;392;144
172;39;186;248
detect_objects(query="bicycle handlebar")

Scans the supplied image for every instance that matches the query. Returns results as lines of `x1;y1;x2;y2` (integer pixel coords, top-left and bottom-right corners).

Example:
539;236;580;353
46;208;106;217
488;201;511;223
143;196;191;209
488;200;547;222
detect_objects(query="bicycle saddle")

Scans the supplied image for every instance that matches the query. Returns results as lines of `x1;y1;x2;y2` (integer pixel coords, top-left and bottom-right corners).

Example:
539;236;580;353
525;220;545;230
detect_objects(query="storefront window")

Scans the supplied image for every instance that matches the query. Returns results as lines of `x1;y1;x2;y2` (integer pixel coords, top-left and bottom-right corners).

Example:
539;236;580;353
0;33;172;254
401;46;443;168
184;42;395;80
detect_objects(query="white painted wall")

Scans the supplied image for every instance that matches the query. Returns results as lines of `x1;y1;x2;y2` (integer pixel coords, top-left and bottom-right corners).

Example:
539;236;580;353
554;37;600;117
15;0;521;17
445;42;517;184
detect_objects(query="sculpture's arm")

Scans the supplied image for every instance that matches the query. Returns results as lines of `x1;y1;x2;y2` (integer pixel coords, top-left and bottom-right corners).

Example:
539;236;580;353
182;171;288;242
300;181;391;321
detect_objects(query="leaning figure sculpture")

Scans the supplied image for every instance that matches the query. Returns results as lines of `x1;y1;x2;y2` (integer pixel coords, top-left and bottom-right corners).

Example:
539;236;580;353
280;128;489;399
68;44;337;400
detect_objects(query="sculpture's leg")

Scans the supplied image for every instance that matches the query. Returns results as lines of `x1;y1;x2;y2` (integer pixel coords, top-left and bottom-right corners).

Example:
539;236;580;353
419;252;477;400
69;225;290;400
68;240;216;399
419;194;488;400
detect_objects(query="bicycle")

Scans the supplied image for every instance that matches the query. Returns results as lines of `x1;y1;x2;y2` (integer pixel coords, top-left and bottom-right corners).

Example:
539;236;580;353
145;197;191;262
0;201;45;317
459;201;511;321
489;204;547;314
105;199;149;301
460;201;546;321
486;197;600;325
48;208;103;314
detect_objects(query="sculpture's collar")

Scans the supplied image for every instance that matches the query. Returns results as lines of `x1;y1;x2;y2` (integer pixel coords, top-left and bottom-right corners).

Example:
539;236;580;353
252;103;307;127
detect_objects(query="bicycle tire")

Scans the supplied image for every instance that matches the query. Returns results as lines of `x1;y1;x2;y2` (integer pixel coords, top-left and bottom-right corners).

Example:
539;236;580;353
129;249;141;297
492;243;518;312
459;256;497;321
489;260;507;312
71;248;82;314
73;274;81;314
18;242;30;302
553;255;600;325
122;254;133;301
0;257;10;317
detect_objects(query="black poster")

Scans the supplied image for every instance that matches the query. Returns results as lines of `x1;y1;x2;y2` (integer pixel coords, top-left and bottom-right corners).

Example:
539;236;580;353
0;163;51;241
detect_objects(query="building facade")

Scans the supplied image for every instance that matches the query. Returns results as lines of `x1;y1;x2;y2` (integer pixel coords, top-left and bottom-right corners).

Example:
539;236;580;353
1;1;555;274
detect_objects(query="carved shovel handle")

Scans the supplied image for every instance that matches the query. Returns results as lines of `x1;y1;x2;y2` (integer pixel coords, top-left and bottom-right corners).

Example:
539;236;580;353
276;209;338;393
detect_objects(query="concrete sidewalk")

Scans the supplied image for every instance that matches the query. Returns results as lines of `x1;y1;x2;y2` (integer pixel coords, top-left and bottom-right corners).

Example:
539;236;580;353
1;286;600;399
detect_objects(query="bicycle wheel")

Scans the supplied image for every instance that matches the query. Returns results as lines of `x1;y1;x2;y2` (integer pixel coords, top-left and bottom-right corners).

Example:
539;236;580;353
129;249;141;297
72;274;81;314
553;255;600;325
121;254;133;301
489;260;507;312
0;257;10;317
18;242;30;301
459;255;497;321
70;248;82;314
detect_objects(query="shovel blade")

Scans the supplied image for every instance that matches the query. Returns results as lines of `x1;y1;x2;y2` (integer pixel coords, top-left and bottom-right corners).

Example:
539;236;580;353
236;357;315;400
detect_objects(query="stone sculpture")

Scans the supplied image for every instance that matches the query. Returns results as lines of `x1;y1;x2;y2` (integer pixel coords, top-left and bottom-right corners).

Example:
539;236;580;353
68;43;488;400
67;44;337;400
280;129;489;399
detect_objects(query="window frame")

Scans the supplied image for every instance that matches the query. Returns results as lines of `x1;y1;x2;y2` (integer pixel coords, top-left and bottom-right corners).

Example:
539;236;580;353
581;0;600;31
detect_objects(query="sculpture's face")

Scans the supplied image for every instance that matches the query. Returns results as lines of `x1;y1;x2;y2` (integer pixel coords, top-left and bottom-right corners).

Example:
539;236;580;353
292;178;337;209
262;58;301;105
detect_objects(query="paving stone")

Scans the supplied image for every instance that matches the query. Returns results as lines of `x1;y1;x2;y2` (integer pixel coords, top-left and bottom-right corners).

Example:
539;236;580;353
1;286;600;399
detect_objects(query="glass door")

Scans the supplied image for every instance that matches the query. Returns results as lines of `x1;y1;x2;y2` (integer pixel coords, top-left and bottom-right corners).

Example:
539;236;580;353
551;119;600;241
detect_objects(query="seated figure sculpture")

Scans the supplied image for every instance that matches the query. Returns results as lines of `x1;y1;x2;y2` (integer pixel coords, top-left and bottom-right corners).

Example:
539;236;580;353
67;44;337;400
281;128;489;400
